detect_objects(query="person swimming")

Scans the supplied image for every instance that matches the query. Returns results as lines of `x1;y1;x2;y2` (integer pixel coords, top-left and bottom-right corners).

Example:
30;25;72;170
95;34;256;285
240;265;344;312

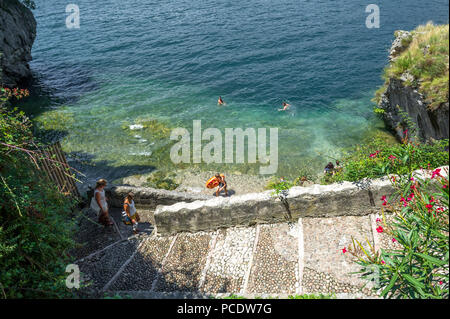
218;96;226;106
278;102;291;111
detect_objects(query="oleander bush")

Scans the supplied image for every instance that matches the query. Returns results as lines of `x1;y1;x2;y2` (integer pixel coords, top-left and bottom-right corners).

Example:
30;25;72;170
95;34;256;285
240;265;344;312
346;167;449;299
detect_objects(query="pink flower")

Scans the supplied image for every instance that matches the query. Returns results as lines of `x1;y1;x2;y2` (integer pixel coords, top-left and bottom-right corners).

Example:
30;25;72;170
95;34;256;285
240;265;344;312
376;218;381;223
342;247;347;254
381;260;385;264
431;168;442;179
376;226;384;233
392;238;397;243
426;204;433;212
388;155;397;160
369;151;380;158
443;184;448;189
439;281;443;285
410;177;415;181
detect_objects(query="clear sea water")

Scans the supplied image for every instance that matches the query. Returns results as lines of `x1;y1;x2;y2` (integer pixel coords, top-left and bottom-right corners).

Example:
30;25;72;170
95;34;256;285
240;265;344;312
23;0;450;180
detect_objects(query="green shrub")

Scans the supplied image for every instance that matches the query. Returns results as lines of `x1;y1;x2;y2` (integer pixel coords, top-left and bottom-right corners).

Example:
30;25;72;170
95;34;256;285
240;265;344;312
1;90;77;298
347;168;449;298
321;134;449;184
265;177;293;196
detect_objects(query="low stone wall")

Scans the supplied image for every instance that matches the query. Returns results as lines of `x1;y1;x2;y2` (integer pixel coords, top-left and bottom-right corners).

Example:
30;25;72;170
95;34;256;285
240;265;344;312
153;167;448;236
105;186;210;210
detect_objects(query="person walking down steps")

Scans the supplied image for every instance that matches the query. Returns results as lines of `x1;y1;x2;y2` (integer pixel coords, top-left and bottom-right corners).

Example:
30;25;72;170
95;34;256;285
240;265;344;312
90;179;114;227
122;192;140;234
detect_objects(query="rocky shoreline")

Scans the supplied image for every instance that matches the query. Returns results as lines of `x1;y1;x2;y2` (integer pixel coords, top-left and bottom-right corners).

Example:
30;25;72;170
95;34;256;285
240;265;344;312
122;169;273;196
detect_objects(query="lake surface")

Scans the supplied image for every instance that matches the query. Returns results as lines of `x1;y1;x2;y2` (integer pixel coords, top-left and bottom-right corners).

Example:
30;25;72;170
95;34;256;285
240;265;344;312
24;0;450;180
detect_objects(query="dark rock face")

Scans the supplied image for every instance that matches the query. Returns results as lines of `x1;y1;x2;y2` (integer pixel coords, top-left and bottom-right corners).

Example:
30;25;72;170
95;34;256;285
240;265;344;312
379;78;449;141
0;0;36;87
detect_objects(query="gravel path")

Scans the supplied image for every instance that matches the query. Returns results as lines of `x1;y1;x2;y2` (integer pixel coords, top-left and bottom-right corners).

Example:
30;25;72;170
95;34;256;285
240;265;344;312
154;232;212;292
78;237;141;290
201;227;256;293
110;236;174;291
73;213;384;298
247;224;299;294
70;208;122;261
302;215;373;288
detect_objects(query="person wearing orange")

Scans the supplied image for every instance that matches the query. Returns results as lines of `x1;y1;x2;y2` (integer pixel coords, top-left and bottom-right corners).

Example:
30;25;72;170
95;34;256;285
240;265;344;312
214;173;228;197
122;192;140;234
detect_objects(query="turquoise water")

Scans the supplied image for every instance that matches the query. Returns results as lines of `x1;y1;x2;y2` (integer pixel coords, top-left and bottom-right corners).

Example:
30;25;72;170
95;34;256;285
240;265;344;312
24;0;450;178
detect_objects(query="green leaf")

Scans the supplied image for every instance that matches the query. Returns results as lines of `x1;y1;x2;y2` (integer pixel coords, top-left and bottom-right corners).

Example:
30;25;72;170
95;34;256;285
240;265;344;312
402;274;425;289
413;252;446;266
381;273;398;297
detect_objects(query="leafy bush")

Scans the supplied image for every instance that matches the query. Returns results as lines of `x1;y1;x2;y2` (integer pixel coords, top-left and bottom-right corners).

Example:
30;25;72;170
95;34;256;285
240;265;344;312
321;133;449;184
1;88;77;298
346;167;449;299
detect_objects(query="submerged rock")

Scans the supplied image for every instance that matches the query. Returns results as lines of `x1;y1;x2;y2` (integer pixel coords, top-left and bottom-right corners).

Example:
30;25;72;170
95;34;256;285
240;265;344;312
0;0;37;87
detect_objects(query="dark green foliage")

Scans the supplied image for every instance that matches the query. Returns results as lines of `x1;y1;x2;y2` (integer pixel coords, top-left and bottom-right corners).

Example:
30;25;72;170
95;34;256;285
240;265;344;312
348;167;449;298
322;134;449;184
1;100;77;298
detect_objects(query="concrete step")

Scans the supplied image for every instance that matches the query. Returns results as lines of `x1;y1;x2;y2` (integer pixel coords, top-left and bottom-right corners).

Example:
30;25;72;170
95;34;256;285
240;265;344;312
247;223;300;295
200;227;256;294
75;215;383;298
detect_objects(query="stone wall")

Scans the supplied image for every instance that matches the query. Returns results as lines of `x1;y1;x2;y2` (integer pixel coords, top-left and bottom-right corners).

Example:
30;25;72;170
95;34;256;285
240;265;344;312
105;185;210;210
153;167;448;236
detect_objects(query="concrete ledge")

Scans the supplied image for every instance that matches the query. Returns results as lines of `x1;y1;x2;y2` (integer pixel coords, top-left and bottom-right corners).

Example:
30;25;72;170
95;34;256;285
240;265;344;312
107;185;210;210
154;167;448;236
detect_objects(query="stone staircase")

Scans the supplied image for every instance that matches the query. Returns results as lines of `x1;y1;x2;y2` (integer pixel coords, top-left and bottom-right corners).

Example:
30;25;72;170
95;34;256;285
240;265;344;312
72;207;393;299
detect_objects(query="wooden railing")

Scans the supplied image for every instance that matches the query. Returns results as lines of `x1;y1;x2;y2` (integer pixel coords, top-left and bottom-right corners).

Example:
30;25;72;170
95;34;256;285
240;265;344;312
36;141;80;198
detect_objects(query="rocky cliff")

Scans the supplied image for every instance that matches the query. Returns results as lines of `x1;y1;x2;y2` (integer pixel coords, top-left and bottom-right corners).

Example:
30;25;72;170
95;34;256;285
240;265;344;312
0;0;36;87
379;78;449;141
377;26;449;142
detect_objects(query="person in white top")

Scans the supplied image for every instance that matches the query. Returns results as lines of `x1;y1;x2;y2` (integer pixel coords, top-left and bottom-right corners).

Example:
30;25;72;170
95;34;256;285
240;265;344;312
90;179;113;226
123;192;140;234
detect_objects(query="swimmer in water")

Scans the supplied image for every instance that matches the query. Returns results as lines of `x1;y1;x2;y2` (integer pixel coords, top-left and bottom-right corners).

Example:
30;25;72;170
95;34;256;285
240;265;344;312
218;96;226;106
278;102;291;111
